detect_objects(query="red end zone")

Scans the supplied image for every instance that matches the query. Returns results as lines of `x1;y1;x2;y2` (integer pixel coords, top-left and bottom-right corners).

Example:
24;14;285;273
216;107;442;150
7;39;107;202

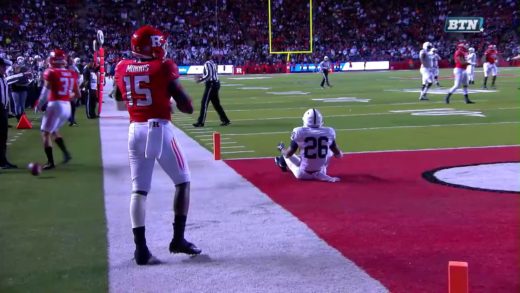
226;146;520;293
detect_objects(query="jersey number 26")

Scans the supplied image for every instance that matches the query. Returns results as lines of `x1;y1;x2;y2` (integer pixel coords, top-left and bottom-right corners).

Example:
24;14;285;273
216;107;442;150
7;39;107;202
304;136;328;159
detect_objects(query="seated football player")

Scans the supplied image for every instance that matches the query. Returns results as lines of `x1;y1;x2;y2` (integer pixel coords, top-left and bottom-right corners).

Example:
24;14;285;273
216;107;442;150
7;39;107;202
275;108;342;183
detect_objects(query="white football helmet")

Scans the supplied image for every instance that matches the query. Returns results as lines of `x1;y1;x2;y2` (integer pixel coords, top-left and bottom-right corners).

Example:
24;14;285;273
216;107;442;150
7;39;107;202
422;42;432;50
430;48;438;53
324;56;329;61
469;47;475;53
302;108;323;128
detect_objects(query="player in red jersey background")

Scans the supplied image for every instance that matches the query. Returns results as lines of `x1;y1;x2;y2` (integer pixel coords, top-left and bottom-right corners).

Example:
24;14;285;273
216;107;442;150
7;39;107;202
36;49;79;170
444;42;474;104
482;44;498;89
114;25;201;265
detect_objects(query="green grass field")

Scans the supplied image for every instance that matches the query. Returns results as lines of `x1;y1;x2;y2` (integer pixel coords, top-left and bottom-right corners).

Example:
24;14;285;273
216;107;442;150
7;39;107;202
0;68;518;292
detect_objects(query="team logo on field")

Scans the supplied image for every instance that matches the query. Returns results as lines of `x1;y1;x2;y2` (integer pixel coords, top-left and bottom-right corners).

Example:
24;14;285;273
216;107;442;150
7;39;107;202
444;17;484;33
423;162;520;193
390;108;485;117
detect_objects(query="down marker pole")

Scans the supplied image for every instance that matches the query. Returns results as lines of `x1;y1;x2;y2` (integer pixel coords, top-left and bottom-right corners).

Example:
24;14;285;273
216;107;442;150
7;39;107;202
448;261;468;293
213;132;221;160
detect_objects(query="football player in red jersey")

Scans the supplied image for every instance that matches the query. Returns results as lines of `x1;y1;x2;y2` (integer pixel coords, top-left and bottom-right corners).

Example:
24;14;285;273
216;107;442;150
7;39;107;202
444;42;474;104
482;44;498;89
36;49;80;169
113;25;201;265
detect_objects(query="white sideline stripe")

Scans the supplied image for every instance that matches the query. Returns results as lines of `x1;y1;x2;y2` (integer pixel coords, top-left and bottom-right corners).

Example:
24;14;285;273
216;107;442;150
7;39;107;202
194;134;213;138
225;145;520;160
221;145;246;149
222;121;520;136
99;80;388;293
221;150;255;154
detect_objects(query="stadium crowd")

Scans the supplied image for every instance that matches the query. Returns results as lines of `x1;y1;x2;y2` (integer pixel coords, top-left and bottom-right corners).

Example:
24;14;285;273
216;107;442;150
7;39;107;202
1;0;518;68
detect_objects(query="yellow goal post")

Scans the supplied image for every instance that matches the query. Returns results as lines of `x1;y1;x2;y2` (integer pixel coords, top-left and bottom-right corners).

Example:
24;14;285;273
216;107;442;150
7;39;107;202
268;0;313;62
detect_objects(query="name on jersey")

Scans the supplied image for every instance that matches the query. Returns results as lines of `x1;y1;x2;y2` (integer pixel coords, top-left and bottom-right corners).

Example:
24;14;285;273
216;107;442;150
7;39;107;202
126;64;150;73
444;17;484;33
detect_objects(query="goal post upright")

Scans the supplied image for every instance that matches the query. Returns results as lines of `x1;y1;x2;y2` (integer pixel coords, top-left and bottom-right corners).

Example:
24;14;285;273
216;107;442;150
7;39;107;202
268;0;313;59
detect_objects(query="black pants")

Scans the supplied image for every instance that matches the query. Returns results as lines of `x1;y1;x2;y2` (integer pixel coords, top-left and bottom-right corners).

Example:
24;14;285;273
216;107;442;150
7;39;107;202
196;81;230;125
0;106;9;164
320;69;330;87
86;89;98;119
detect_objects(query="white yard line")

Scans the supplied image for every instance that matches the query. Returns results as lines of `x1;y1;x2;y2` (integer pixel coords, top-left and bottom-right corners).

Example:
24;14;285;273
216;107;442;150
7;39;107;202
220;145;246;149
221;150;255;154
100;80;387;293
223;121;520;136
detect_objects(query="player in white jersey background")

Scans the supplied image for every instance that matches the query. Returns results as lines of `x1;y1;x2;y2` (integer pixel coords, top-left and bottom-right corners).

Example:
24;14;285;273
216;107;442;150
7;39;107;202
419;42;433;101
429;48;441;87
275;108;343;183
466;47;477;85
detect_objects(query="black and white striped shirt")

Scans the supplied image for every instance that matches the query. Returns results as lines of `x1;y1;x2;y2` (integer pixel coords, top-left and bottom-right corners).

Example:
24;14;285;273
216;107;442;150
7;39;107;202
200;60;219;82
0;73;24;109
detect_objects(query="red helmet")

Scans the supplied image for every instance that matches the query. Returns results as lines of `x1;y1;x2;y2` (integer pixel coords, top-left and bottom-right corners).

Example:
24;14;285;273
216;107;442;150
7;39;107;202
457;42;469;52
487;44;496;50
49;49;67;67
131;25;168;59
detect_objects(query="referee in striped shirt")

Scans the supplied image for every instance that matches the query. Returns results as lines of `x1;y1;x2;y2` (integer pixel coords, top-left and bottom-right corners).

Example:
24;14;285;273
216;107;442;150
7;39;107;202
1;57;30;169
193;52;230;127
319;56;332;88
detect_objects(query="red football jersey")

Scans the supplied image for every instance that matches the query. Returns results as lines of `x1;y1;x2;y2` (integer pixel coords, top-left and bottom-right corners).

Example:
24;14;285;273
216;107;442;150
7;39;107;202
454;49;468;69
44;68;79;102
484;49;497;64
115;59;179;122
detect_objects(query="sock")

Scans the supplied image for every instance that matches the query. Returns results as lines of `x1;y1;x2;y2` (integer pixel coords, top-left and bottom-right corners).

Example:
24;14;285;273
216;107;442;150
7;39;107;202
54;137;69;156
44;146;54;165
464;94;470;102
463;86;468;95
130;193;147;228
491;76;496;86
173;215;187;243
483;77;488;86
132;226;146;246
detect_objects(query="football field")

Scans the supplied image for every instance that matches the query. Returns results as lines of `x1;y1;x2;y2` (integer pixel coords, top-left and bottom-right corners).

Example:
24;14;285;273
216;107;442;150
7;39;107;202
176;68;520;158
0;68;519;292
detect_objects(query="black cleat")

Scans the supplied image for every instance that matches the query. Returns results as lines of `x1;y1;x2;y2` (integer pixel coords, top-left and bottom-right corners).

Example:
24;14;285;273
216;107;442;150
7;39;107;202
0;162;18;169
134;245;160;265
169;239;202;255
69;121;78;127
465;100;475;104
192;123;204;128
220;121;231;126
63;153;72;164
42;162;55;170
274;156;287;172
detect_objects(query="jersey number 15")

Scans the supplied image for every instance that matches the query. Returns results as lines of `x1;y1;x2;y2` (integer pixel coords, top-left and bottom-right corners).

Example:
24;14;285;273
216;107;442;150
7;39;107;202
123;75;152;106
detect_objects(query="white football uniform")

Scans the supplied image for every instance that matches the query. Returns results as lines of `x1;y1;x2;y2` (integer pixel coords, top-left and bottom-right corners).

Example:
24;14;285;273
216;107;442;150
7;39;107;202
466;53;477;82
283;126;338;182
128;119;190;192
430;52;440;77
419;49;433;84
40;101;71;133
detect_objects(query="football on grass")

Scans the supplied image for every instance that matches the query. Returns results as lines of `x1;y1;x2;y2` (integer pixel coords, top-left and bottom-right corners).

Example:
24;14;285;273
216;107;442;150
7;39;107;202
27;162;42;176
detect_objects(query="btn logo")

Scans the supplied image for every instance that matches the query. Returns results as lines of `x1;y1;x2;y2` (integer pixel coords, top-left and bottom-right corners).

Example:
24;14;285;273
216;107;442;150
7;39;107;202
445;17;484;33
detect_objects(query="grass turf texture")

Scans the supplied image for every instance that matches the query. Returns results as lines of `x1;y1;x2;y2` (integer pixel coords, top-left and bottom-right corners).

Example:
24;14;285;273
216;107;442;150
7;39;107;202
176;68;520;158
0;67;517;292
0;114;107;292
